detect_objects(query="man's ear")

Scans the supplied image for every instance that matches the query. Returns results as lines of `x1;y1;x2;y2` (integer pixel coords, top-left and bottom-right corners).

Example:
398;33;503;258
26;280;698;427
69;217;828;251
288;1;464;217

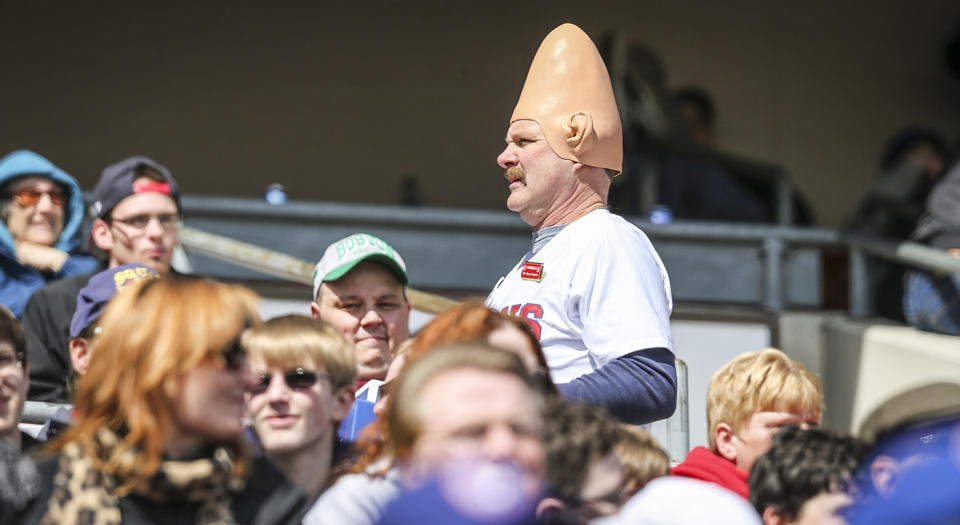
870;455;899;497
565;112;596;157
18;362;30;397
761;506;787;525
535;497;567;522
309;301;321;320
69;337;90;376
332;384;355;422
90;218;113;252
715;423;739;463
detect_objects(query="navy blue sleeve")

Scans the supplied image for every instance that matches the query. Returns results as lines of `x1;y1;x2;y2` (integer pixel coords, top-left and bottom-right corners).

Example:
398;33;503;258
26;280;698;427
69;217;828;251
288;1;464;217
556;347;677;424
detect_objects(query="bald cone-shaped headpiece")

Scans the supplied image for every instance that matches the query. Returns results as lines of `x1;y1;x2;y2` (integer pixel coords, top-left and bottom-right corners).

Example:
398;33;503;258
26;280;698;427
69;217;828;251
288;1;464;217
510;23;623;174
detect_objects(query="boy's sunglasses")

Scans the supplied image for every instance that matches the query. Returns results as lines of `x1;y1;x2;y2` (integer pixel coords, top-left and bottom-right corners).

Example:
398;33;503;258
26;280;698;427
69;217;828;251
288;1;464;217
250;368;330;395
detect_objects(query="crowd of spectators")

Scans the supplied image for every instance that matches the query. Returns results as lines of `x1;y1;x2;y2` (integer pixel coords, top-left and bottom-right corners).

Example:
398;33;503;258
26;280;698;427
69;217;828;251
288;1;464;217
0;160;956;522
2;20;960;525
0;149;957;523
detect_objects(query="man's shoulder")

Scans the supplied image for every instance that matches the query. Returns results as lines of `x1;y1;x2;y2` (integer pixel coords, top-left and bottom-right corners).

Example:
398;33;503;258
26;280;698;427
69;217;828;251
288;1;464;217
30;270;96;301
566;209;642;239
606;477;761;525
557;210;653;260
22;272;94;325
305;469;403;525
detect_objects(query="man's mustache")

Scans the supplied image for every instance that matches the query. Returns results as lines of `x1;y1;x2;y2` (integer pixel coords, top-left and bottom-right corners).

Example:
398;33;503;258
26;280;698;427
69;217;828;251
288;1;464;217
505;166;526;184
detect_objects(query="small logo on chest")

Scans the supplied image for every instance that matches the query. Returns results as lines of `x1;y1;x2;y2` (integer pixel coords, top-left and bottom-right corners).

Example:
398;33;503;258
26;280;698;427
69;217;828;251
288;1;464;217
521;261;545;282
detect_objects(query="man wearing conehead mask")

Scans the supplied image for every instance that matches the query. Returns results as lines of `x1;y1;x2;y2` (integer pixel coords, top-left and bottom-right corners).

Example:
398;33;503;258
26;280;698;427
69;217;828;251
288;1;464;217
486;24;677;425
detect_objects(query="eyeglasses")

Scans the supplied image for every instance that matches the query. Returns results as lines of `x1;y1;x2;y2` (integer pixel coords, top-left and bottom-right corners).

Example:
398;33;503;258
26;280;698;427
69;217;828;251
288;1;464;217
219;337;247;372
109;213;181;232
11;187;64;207
250;368;330;395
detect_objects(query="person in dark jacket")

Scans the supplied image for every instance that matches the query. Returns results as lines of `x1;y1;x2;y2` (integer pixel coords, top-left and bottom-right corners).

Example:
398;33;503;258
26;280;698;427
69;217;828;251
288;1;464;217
903;160;960;335
23;155;181;402
845;128;948;322
0;150;97;318
21;277;304;524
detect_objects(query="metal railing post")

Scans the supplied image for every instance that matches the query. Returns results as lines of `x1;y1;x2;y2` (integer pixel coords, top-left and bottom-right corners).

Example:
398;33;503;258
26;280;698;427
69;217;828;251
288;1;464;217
22;401;68;425
639;162;659;218
762;237;786;311
849;246;871;318
776;172;794;226
665;359;690;466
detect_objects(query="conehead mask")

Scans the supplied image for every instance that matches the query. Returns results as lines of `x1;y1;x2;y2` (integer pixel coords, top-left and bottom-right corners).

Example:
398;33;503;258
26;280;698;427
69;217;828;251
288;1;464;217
510;23;623;174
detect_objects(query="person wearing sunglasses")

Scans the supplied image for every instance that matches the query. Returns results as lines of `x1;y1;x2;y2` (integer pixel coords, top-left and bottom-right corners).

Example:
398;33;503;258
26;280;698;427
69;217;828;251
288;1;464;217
0;150;97;318
243;315;357;504
21;276;305;524
22;155;181;404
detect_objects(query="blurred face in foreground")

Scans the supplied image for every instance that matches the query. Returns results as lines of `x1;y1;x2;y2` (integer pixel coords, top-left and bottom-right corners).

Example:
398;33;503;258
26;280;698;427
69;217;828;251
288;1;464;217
409;367;544;484
166;339;257;456
487;321;540;373
787;492;854;525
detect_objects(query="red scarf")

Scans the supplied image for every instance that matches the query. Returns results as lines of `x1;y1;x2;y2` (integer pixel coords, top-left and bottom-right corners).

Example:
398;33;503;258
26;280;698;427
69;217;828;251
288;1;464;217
671;446;750;499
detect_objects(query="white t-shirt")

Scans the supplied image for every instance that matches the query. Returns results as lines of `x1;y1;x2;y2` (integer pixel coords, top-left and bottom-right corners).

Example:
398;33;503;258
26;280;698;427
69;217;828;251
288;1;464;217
303;467;402;525
595;477;762;525
486;209;673;383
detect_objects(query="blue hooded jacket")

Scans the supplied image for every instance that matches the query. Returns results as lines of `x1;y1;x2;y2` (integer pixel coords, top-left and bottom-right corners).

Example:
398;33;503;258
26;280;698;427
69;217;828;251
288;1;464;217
0;150;97;317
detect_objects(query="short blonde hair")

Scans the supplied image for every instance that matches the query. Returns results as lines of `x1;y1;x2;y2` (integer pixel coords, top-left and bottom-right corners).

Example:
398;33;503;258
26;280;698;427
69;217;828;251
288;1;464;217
706;348;822;451
616;424;670;492
242;315;357;389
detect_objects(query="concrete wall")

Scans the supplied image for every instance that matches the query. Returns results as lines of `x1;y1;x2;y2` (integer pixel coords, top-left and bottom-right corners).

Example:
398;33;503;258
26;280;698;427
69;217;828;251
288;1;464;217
2;1;958;227
821;317;960;434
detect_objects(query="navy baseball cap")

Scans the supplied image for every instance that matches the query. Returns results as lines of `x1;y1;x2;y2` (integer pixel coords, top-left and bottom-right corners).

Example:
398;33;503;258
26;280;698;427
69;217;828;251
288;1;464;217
92;156;180;219
70;264;160;338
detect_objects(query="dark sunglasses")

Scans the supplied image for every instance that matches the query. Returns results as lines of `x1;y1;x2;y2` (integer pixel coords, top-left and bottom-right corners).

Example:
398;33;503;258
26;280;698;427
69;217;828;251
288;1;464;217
11;187;64;207
219;337;247;371
250;368;329;395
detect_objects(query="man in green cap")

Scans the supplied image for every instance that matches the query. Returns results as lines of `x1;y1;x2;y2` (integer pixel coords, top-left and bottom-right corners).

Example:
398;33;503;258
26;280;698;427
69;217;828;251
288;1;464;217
310;233;411;386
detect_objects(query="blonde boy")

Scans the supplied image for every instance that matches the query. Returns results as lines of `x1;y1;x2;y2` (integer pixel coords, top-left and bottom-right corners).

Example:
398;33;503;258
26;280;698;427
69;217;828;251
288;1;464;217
672;348;823;499
244;315;357;503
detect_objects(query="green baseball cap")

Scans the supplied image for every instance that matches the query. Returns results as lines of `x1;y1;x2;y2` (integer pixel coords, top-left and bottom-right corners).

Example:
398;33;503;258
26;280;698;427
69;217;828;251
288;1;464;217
313;233;409;299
